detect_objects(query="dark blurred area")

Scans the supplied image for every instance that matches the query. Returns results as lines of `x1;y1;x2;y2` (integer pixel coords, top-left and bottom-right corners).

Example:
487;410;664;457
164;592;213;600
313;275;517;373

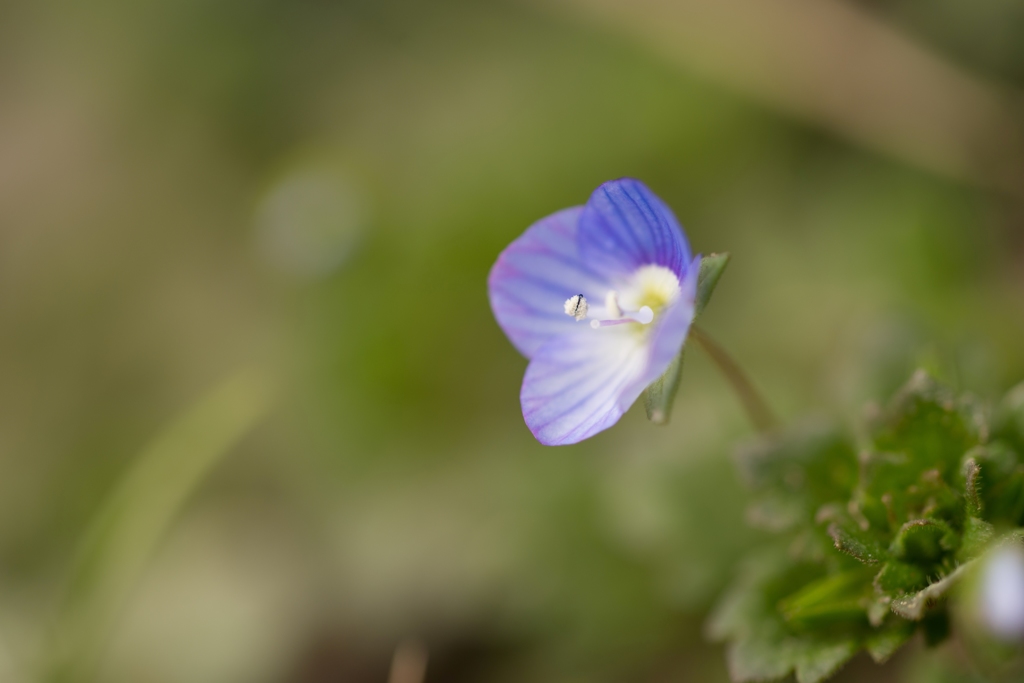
2;0;1024;681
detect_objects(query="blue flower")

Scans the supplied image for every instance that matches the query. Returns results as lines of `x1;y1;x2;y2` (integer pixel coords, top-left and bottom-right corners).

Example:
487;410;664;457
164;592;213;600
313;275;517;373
488;179;700;445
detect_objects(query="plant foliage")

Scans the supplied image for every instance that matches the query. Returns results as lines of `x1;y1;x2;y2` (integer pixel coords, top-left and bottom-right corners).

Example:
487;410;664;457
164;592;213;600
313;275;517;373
708;371;1024;682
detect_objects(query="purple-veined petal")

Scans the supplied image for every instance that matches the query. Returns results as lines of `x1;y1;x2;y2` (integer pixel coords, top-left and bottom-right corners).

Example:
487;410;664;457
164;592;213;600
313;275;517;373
519;255;700;446
618;255;700;410
521;326;648;445
578;178;691;281
488;206;614;358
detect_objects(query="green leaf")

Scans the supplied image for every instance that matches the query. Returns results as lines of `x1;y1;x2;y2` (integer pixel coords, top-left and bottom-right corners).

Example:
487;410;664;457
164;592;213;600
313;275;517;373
727;631;794;683
694;252;730;319
864;618;915;663
793;638;859;683
888;519;957;563
712;372;1017;681
959;515;994;561
890;562;971;620
855;451;913;530
874;560;929;594
992;380;1024;453
968;443;1024;525
644;349;684;424
869;370;978;479
961;457;982;517
828;523;887;565
706;551;785;641
737;419;859;524
728;632;859;683
779;568;875;627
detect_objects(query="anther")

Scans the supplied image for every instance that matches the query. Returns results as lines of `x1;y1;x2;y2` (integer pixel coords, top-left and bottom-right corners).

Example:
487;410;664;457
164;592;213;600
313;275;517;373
564;294;588;321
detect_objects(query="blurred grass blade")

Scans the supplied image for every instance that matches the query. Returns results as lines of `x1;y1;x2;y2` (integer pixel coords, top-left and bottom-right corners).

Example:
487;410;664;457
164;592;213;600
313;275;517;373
543;0;1024;195
47;370;272;682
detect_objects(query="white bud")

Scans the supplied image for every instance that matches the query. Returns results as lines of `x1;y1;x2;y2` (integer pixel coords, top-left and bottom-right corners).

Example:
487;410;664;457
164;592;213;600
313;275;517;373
564;294;588;321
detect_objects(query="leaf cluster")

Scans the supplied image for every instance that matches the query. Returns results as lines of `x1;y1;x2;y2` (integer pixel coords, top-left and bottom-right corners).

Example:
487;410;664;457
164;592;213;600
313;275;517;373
709;371;1024;683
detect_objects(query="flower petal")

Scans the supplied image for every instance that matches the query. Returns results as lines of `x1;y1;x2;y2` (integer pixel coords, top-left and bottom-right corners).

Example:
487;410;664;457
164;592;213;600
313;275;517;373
488;206;614;358
618;255;700;410
520;255;701;445
578;178;692;281
521;326;648;445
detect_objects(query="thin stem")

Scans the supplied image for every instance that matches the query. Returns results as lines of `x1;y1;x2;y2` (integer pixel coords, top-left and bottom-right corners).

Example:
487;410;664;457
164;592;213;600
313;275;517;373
690;326;778;433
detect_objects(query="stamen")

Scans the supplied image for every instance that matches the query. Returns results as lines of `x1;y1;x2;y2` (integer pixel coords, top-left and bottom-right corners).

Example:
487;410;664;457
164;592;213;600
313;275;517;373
590;318;632;328
605;291;621;319
563;294;588;321
589;307;654;329
568;289;654;330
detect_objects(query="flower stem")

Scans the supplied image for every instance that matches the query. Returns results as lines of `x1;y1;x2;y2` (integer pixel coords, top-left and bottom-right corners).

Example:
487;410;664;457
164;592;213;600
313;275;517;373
690;326;778;433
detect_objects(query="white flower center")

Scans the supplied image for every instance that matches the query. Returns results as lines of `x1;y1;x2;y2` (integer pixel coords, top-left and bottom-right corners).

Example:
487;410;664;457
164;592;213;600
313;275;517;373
561;264;681;330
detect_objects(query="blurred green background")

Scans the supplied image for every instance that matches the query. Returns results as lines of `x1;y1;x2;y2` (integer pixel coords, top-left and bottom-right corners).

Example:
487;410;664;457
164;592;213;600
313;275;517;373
3;0;1024;681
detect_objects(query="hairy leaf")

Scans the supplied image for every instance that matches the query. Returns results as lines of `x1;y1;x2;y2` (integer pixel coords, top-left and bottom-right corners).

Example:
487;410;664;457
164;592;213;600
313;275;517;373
828;523;886;565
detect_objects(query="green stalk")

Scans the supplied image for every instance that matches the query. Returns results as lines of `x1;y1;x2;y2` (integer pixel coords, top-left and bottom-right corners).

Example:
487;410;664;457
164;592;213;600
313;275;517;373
690;326;778;433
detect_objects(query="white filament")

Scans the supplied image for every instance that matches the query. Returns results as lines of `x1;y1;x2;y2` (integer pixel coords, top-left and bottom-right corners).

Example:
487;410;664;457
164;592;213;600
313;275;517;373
604;291;621;319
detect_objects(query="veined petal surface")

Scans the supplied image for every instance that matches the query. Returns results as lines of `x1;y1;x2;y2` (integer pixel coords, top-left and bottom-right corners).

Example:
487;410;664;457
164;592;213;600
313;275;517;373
521;326;648;445
521;255;700;445
488;207;611;358
578;179;691;281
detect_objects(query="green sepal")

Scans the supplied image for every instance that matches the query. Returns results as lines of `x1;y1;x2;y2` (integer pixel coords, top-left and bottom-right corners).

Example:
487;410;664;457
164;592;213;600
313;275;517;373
644;350;684;424
694;252;730;319
644;253;730;423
